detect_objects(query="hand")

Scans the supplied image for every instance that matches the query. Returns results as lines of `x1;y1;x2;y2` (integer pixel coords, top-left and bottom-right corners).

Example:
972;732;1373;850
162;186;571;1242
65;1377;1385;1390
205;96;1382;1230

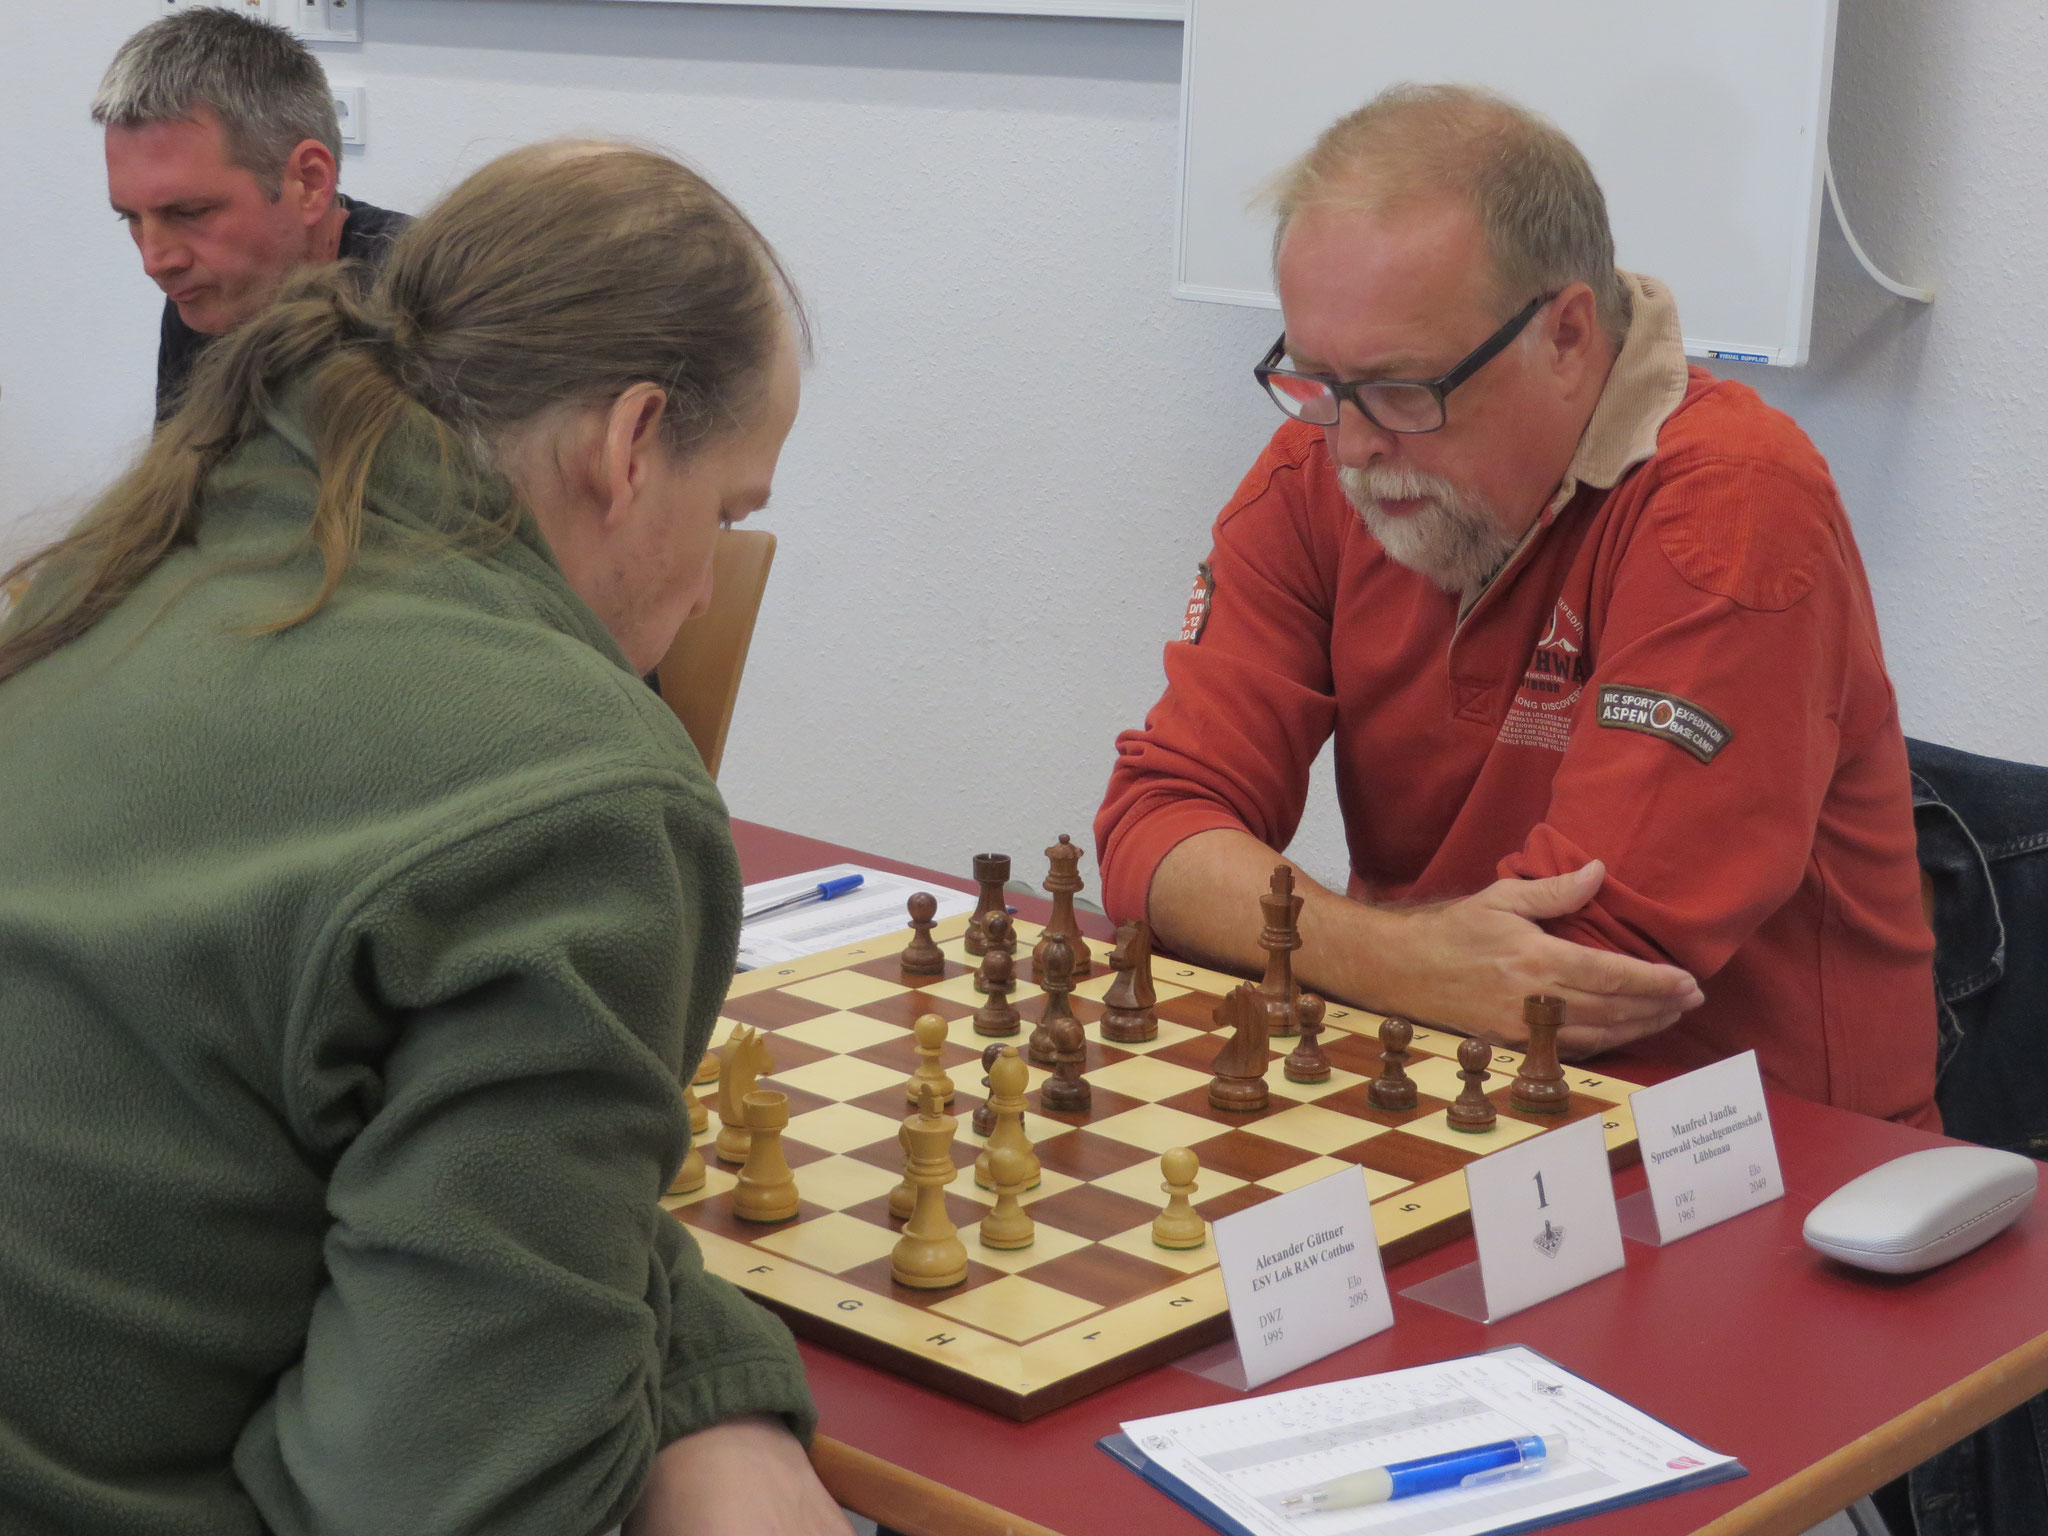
624;1416;851;1536
1382;861;1704;1056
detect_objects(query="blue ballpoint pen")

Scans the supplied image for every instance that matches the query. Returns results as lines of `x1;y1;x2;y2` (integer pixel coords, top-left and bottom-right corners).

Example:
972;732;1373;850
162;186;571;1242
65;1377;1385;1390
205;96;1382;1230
1278;1434;1557;1513
742;873;864;924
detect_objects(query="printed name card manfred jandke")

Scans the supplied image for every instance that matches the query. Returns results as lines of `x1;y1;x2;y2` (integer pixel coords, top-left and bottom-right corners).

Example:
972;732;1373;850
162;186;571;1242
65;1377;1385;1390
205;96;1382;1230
1627;1051;1783;1245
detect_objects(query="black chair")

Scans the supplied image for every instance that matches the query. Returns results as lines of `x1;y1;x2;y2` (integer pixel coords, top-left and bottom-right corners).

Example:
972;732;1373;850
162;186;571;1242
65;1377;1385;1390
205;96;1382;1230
1875;739;2048;1536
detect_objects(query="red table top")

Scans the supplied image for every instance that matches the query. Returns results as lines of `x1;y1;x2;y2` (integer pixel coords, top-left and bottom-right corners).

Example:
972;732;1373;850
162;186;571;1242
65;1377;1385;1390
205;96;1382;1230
733;821;2045;1536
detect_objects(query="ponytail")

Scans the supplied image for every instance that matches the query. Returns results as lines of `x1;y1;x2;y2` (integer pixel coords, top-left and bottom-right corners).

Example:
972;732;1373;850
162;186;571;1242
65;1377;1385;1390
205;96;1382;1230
0;264;429;679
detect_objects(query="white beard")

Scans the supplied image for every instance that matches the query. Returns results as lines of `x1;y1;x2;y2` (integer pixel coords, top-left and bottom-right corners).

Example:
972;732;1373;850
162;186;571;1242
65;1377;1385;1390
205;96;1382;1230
1337;463;1519;594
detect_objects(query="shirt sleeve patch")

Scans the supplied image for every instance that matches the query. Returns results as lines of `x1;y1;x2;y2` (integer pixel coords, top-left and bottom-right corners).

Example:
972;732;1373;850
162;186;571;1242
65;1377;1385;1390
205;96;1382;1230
1595;685;1732;763
1178;561;1214;643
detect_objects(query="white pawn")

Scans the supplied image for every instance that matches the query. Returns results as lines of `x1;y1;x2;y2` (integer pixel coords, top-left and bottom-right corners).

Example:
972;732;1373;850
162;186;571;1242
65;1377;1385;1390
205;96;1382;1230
1152;1146;1206;1249
978;1144;1035;1251
888;1121;915;1221
906;1012;955;1105
668;1139;706;1195
974;1045;1039;1191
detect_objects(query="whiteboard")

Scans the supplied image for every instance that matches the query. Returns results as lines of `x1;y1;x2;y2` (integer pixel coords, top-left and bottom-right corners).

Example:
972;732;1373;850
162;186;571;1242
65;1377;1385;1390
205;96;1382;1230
641;1;1186;15
1175;0;1841;366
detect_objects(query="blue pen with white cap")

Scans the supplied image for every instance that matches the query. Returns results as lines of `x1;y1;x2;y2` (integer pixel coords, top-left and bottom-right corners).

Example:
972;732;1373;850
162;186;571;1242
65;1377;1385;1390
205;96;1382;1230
742;873;864;924
1278;1434;1558;1513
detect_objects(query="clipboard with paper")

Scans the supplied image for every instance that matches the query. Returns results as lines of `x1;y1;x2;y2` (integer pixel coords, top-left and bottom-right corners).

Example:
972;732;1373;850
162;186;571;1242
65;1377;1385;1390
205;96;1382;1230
1100;1346;1742;1536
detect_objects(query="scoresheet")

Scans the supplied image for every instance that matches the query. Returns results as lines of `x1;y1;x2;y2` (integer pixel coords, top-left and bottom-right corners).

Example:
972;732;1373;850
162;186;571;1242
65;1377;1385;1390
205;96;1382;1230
1118;1346;1735;1536
736;863;975;969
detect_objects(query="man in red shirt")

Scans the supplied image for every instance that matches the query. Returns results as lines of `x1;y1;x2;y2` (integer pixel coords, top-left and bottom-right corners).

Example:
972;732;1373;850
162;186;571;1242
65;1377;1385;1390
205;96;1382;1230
1096;84;1937;1126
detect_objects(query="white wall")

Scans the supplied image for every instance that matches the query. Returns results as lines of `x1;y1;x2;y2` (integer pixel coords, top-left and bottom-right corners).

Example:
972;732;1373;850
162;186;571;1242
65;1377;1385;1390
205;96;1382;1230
1;0;2041;902
1726;0;2048;769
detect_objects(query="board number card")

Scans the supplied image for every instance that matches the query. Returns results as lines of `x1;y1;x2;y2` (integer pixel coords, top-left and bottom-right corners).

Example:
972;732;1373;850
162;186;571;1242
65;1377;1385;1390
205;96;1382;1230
1628;1051;1783;1244
1465;1114;1624;1321
1211;1166;1391;1388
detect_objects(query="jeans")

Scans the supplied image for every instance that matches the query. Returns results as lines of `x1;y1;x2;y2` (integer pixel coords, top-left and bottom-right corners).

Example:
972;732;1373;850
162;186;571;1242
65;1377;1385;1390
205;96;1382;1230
1895;739;2048;1535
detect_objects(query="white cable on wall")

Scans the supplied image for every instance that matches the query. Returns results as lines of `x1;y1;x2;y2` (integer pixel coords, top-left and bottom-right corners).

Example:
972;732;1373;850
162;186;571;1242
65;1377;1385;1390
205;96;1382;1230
1825;150;1936;304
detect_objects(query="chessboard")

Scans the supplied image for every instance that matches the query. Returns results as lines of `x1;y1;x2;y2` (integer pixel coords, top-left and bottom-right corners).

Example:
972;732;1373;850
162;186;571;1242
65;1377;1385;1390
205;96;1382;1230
663;911;1644;1421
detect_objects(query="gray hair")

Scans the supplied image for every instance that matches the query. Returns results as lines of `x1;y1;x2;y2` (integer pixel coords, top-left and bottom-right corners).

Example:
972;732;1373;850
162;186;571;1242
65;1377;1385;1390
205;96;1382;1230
91;8;340;197
1273;83;1631;347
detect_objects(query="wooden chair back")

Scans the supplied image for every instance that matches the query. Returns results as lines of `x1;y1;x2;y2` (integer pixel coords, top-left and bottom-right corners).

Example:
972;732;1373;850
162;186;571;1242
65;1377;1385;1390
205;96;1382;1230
656;529;776;780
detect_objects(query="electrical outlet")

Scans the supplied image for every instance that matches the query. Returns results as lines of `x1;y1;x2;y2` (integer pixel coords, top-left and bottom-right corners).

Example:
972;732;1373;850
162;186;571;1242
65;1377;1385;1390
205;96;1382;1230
282;0;360;44
159;0;357;41
332;85;364;146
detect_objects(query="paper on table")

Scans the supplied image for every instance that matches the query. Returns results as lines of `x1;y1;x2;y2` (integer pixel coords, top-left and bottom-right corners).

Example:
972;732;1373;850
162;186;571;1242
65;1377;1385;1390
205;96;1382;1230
736;862;976;969
1117;1345;1737;1536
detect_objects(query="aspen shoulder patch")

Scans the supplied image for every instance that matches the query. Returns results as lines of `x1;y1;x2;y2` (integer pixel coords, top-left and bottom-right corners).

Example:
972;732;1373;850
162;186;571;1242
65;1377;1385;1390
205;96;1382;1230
1595;685;1731;764
1179;562;1214;643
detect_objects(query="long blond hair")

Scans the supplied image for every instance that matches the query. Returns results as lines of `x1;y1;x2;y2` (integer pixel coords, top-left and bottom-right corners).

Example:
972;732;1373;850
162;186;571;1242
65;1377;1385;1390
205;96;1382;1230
0;140;802;684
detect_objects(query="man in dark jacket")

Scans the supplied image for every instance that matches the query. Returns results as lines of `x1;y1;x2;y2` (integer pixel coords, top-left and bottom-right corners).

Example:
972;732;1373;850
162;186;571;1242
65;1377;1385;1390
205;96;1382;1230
94;7;409;419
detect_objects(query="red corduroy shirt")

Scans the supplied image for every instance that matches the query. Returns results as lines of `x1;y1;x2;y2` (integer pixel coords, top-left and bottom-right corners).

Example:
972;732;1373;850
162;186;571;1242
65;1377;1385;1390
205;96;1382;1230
1096;275;1938;1128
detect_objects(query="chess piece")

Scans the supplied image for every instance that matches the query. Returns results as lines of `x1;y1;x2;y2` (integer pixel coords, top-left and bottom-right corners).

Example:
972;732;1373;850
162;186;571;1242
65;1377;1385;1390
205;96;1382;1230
975;910;1018;994
1511;995;1571;1114
1282;992;1331;1083
1027;933;1079;1066
900;891;946;976
906;1012;956;1104
891;1084;969;1289
668;1139;706;1195
978;1143;1035;1250
973;941;1020;1035
684;1072;709;1136
972;1041;1004;1137
693;1048;720;1086
1032;834;1092;981
1448;1035;1498;1132
1207;983;1270;1113
964;853;1010;956
975;1046;1039;1190
1100;919;1158;1043
714;1025;774;1164
1152;1147;1206;1249
888;1121;915;1221
1039;1013;1092;1112
1258;865;1304;1037
1368;1017;1419;1112
732;1091;801;1222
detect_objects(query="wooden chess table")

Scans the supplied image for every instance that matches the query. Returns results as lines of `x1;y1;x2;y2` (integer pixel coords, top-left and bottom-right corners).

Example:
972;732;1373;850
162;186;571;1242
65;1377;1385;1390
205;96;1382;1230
730;821;2048;1536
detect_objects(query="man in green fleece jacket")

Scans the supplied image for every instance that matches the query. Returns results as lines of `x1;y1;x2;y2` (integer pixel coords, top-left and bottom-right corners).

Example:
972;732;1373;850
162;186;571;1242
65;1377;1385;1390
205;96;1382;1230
0;143;841;1536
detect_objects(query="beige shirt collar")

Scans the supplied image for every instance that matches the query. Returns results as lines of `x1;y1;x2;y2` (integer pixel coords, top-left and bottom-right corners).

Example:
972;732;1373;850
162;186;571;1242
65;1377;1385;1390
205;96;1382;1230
1543;269;1690;517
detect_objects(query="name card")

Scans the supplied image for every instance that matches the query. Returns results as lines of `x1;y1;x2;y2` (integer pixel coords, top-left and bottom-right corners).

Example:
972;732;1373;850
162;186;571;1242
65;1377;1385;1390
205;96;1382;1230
1628;1051;1783;1244
1212;1166;1392;1388
1465;1114;1624;1321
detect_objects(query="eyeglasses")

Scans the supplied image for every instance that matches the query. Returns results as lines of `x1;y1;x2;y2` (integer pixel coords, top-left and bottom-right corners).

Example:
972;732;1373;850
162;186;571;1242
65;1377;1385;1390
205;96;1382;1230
1254;293;1557;434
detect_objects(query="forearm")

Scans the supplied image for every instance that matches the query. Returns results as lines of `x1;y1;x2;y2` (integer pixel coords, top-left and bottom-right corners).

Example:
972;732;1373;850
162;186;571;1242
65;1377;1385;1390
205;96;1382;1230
1147;829;1700;1049
1147;828;1408;1010
626;1416;848;1536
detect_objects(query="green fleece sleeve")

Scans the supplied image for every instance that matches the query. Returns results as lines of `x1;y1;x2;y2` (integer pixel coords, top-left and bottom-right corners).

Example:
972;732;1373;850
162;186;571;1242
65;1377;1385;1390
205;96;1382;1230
231;770;814;1536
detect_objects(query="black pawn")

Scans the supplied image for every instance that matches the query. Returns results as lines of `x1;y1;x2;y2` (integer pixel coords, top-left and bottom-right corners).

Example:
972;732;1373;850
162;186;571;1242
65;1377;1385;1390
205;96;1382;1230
1368;1016;1418;1112
973;1041;1004;1138
1447;1035;1497;1133
1039;1014;1092;1113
